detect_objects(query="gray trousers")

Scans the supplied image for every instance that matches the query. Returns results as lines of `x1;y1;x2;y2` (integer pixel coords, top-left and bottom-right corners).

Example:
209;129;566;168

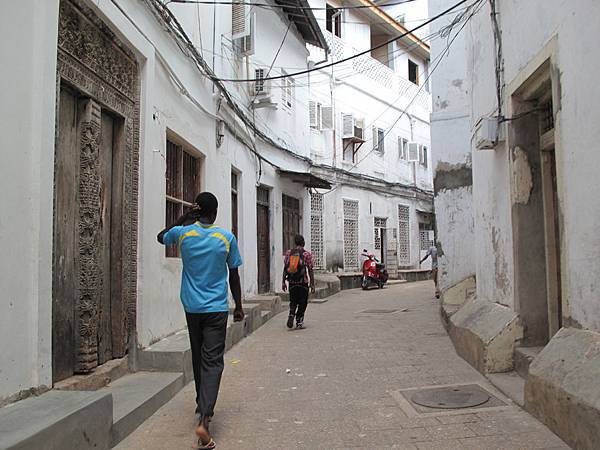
185;311;228;417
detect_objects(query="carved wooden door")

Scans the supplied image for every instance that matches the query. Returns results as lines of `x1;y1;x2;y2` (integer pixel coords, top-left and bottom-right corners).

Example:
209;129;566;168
256;187;270;294
53;90;126;382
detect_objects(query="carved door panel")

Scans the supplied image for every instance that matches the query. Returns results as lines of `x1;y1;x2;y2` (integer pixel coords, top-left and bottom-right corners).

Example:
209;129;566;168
53;93;126;381
53;87;79;382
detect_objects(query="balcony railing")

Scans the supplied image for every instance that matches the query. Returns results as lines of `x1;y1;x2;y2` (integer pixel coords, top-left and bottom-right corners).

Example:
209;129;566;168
323;31;431;112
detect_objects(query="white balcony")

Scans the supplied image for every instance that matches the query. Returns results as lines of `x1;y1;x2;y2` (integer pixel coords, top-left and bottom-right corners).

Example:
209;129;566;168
322;31;431;113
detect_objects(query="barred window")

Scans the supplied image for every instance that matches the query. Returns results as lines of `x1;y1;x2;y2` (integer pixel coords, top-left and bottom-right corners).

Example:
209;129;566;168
165;138;202;257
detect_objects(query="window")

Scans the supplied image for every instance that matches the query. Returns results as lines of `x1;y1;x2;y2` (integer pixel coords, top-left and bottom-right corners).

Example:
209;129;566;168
282;194;301;252
309;101;322;130
254;68;266;95
408;60;419;85
343;199;359;270
165;138;202;257
421;145;428;168
310;193;324;269
281;72;294;109
398;204;410;265
399;137;409;160
231;171;239;238
373;127;385;154
326;4;342;38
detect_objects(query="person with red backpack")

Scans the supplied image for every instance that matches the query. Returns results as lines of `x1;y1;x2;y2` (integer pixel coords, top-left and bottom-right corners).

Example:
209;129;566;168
282;234;315;329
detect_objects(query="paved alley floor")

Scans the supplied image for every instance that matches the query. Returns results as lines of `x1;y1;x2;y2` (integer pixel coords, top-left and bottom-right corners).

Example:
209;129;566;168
116;282;568;450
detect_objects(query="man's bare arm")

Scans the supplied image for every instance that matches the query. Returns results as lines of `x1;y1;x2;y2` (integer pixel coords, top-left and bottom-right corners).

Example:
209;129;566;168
229;268;244;322
157;209;200;244
308;267;315;293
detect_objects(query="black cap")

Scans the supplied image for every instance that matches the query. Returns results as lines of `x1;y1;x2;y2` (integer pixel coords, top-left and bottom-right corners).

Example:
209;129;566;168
195;192;218;214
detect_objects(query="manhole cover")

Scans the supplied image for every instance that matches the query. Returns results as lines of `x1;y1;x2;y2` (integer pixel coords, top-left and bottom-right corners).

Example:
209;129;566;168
360;309;398;314
411;385;490;409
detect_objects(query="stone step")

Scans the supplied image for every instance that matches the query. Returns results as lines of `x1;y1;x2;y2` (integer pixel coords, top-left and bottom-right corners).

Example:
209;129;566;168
0;390;112;450
514;346;544;379
260;310;272;325
487;371;525;407
107;372;184;447
245;295;281;312
137;305;263;380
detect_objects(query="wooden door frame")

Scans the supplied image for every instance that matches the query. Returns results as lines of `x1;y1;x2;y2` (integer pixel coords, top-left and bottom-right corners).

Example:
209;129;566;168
256;186;271;294
53;0;140;376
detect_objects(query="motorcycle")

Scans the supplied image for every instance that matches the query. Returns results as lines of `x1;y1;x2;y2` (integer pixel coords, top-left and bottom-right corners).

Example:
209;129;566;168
361;249;389;290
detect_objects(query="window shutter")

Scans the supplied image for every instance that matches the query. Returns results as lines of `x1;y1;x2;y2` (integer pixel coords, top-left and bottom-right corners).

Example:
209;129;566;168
232;1;249;39
342;113;354;137
321;106;333;129
316;103;322;130
398;137;403;159
408;142;420;161
309;101;317;127
372;126;378;151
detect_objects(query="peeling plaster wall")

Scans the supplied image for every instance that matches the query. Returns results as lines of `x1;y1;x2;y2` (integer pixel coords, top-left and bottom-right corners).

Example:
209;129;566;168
433;0;600;331
429;0;475;291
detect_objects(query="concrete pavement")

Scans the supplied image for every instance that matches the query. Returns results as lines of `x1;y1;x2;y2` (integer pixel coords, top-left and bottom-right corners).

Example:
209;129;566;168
116;282;568;449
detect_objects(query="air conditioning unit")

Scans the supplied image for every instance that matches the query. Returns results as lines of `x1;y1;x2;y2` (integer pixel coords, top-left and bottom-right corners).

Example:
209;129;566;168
342;113;364;140
254;70;271;98
407;142;420;162
474;116;501;150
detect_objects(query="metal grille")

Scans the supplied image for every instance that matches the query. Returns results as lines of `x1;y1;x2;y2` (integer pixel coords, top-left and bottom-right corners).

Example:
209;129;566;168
310;193;324;269
420;230;434;251
398;204;410;265
374;217;387;250
540;100;554;133
343;199;359;270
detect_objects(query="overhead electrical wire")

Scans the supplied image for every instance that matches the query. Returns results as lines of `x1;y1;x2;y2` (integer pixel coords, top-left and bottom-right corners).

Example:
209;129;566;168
166;0;419;11
320;0;485;195
211;0;469;82
113;0;479;185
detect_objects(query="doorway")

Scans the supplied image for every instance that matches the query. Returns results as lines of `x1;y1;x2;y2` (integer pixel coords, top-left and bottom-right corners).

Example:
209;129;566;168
510;58;562;345
374;217;388;263
53;0;140;382
256;186;271;293
53;87;127;381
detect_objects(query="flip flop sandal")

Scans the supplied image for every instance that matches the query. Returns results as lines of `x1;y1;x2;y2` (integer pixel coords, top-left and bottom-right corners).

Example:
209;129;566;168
197;438;216;449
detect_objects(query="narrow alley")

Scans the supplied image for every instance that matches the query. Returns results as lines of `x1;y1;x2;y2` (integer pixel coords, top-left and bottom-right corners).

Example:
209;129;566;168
116;283;567;450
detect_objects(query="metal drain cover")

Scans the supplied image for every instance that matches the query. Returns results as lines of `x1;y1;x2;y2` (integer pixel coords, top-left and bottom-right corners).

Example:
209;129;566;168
411;385;490;409
360;309;398;314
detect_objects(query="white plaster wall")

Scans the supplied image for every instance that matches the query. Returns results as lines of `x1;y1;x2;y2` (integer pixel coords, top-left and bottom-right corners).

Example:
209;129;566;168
0;0;317;403
491;0;600;329
0;0;59;401
322;185;429;271
429;0;475;292
431;0;600;330
101;0;314;346
308;66;432;191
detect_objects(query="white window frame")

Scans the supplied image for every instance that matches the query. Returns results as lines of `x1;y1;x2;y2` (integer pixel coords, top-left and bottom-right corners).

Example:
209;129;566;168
281;71;294;110
373;127;385;155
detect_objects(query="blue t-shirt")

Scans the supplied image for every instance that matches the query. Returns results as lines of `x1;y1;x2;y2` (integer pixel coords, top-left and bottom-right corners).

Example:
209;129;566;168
162;222;243;313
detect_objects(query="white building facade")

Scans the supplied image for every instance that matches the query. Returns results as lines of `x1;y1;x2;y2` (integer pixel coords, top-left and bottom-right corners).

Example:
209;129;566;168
429;1;600;447
306;0;434;274
0;0;326;405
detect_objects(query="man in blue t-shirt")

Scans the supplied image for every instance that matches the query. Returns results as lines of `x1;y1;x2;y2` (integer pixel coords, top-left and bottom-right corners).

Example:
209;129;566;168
158;192;243;450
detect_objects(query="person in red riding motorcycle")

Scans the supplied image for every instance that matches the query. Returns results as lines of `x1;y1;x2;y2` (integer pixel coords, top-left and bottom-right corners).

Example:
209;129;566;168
282;234;315;329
